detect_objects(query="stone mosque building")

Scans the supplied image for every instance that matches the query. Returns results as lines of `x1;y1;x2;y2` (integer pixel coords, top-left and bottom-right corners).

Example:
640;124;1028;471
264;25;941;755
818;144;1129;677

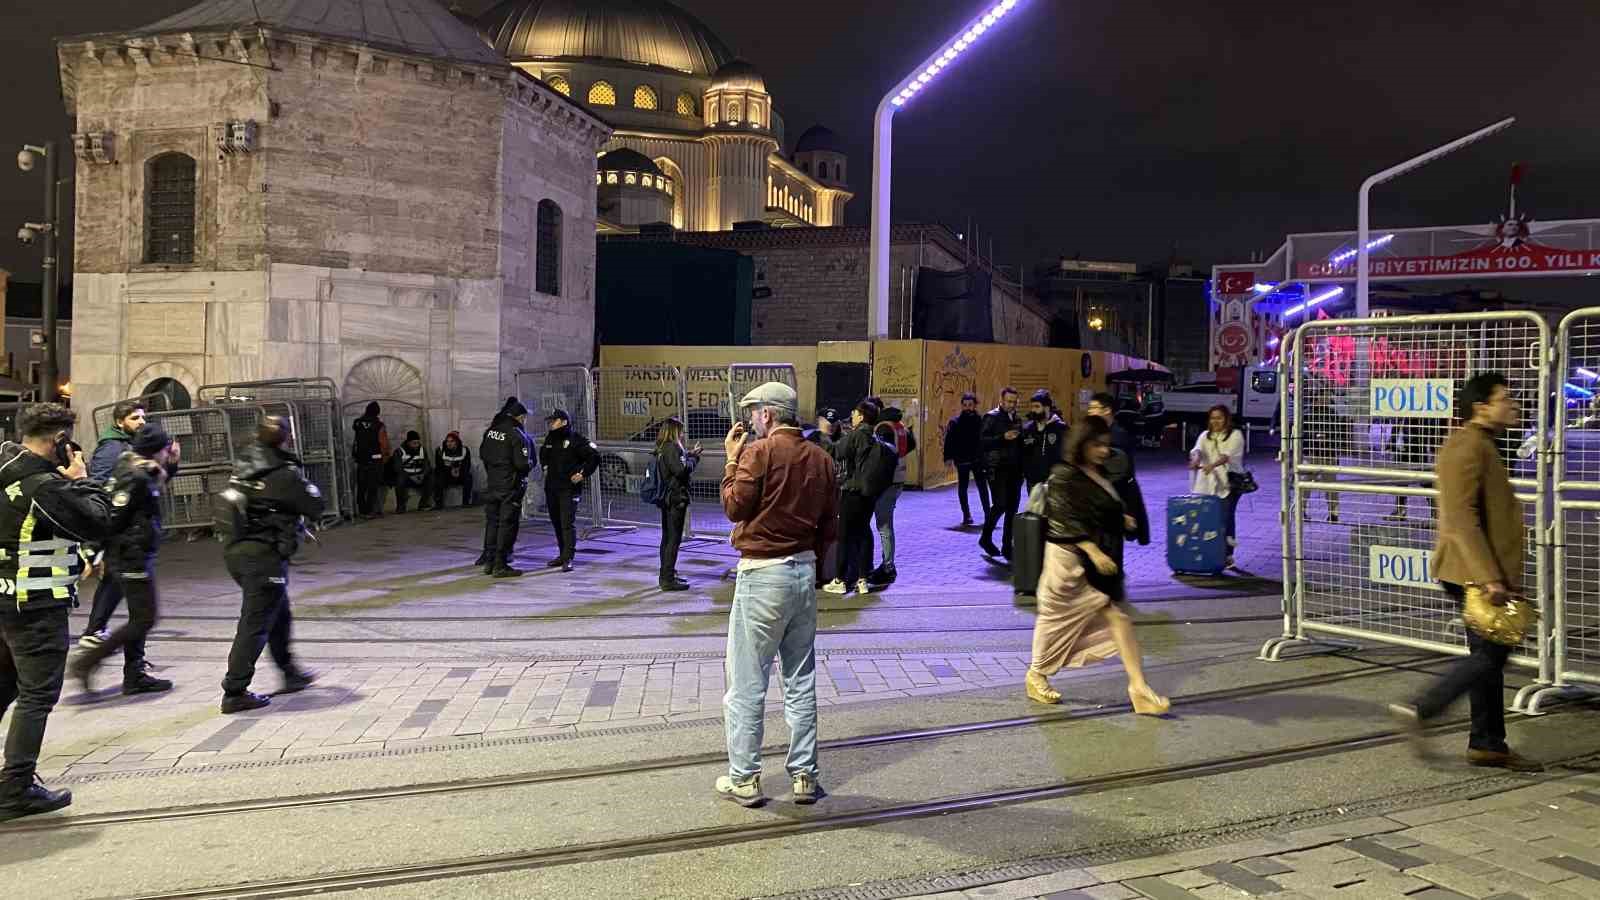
55;0;852;437
473;0;853;233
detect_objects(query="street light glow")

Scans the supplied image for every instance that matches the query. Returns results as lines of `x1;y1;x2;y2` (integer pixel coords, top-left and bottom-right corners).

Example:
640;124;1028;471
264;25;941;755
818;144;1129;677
1283;287;1345;319
1330;233;1394;265
891;0;1023;107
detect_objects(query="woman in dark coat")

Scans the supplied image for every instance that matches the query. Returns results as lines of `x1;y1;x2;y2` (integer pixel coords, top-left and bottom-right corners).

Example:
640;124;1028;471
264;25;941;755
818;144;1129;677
655;417;701;592
1025;417;1170;716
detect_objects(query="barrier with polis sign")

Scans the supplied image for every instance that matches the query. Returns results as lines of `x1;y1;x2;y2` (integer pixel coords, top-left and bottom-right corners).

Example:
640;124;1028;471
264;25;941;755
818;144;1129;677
1261;312;1557;707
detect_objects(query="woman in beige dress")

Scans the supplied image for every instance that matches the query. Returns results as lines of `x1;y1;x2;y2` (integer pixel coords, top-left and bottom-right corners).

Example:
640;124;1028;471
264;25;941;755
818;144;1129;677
1025;417;1170;715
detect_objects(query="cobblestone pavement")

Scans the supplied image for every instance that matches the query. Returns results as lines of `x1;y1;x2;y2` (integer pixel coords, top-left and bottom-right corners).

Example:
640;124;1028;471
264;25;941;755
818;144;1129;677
901;776;1600;900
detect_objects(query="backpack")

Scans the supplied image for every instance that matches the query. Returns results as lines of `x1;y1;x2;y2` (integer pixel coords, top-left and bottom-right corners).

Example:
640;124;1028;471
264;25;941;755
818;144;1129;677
640;452;664;507
859;436;899;497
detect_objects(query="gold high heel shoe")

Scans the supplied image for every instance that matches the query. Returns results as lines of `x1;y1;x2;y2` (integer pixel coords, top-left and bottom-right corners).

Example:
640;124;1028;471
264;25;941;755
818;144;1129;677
1025;669;1061;705
1128;684;1170;716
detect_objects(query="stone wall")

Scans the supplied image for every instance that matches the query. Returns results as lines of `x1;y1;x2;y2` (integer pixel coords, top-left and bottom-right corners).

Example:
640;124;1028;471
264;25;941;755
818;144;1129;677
61;32;608;434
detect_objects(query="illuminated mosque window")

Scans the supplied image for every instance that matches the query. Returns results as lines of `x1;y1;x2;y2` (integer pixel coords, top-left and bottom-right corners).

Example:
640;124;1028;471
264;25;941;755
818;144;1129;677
588;81;617;106
633;85;658;110
546;75;572;97
676;92;697;116
749;105;762;127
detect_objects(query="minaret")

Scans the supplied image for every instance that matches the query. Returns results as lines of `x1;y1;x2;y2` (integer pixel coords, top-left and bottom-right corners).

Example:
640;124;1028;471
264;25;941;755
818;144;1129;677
703;60;778;230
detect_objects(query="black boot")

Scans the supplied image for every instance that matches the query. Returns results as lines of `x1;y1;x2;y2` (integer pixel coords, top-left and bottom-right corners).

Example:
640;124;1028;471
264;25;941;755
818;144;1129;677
482;552;497;575
279;668;318;695
122;673;173;695
0;776;72;822
659;576;690;592
492;558;524;578
221;691;271;714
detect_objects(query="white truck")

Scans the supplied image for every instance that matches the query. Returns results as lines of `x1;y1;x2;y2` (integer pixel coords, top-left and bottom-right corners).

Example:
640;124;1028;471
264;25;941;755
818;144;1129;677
1146;364;1280;433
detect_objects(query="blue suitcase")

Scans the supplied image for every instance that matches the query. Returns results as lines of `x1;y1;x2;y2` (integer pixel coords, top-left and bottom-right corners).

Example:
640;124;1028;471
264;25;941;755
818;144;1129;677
1167;495;1228;575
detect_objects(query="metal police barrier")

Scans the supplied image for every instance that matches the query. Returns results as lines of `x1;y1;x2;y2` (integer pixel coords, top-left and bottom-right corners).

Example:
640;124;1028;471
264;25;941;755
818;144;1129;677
1520;308;1600;712
591;366;685;531
202;379;351;524
145;405;264;532
515;366;600;533
1261;312;1553;691
90;393;172;437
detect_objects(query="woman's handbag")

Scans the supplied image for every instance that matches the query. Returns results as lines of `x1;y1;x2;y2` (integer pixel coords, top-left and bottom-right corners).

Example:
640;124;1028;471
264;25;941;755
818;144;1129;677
1462;585;1539;647
1228;469;1260;495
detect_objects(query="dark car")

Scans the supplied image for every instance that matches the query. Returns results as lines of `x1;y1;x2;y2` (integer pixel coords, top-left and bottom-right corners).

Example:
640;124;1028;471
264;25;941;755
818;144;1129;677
598;409;733;493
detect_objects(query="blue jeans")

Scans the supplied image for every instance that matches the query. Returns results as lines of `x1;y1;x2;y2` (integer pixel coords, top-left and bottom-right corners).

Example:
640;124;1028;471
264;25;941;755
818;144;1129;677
874;484;904;568
724;558;819;781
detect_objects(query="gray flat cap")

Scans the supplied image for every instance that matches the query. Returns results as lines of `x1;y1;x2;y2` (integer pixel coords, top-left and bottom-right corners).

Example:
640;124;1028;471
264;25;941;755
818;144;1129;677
738;382;798;411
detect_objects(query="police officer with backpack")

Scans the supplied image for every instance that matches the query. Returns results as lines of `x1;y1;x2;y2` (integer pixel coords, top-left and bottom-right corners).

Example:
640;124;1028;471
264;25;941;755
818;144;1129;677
478;398;534;579
648;417;701;592
216;417;326;715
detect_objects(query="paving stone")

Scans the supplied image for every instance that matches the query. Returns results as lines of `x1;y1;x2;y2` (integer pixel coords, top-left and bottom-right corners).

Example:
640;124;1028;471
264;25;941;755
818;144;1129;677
1539;855;1600;882
1124;877;1204;900
1165;871;1221;889
1344;837;1429;871
1405;863;1504;899
1004;871;1100;895
1197;863;1283;895
1236;859;1294;878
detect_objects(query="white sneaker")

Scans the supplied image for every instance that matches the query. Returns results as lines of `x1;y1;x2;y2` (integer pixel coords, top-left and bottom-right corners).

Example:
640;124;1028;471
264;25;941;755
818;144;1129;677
856;579;873;595
77;630;108;650
715;774;765;808
821;580;848;595
791;772;823;805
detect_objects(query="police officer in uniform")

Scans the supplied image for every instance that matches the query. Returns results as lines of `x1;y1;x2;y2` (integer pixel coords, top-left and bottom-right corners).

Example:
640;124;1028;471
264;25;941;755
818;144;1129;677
0;403;129;821
478;398;534;578
68;424;178;697
1021;389;1068;494
390;430;432;513
541;408;600;572
217;418;326;714
350;401;389;518
978;387;1024;559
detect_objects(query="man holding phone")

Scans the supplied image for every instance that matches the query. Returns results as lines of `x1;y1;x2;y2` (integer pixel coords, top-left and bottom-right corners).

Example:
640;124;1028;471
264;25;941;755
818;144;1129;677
0;403;132;821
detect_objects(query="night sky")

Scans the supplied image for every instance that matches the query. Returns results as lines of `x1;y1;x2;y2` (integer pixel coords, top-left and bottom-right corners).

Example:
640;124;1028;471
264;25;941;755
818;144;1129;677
3;0;1599;290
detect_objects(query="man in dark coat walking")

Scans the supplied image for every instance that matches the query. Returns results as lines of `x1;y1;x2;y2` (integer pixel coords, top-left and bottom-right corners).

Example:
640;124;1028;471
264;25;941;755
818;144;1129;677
943;392;989;527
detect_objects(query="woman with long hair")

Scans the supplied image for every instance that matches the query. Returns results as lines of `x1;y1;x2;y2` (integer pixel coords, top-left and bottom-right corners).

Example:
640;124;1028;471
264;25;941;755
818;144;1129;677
1026;417;1170;715
1190;404;1246;567
655;417;701;591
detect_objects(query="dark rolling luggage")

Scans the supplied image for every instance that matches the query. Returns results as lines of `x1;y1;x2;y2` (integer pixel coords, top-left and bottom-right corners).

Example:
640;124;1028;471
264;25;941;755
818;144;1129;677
1167;494;1227;575
1012;511;1045;595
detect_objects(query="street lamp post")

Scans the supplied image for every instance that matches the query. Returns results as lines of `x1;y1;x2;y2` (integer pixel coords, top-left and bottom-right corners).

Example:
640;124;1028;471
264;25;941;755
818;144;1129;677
868;0;1026;340
1355;117;1514;317
16;140;60;401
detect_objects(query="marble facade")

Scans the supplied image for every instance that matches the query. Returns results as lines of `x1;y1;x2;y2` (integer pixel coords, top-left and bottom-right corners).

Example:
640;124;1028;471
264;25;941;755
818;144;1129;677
58;12;610;443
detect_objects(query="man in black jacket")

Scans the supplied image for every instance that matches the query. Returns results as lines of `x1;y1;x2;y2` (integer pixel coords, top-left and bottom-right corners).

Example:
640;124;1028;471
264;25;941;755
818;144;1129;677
217;418;326;715
390;431;433;514
1089;392;1150;546
478;398;535;578
823;401;884;594
979;387;1023;559
1021;389;1068;494
541;408;599;572
350;401;389;518
944;392;989;527
0;403;131;821
68;425;178;697
433;431;474;509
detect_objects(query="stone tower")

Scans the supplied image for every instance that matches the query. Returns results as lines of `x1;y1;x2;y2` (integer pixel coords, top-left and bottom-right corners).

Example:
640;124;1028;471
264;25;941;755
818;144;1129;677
56;0;610;440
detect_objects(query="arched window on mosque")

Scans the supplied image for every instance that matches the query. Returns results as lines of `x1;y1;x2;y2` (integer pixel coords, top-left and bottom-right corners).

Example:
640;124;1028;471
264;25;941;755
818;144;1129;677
800;161;810;174
546;75;572;97
818;162;829;180
588;81;617;106
145;152;197;264
676;92;697;116
633;85;658;110
536;200;563;297
748;105;762;127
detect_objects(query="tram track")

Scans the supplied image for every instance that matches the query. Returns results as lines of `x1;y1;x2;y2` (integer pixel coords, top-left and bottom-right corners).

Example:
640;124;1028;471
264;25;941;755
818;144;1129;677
110;707;1572;900
6;652;1443;836
149;609;1282;625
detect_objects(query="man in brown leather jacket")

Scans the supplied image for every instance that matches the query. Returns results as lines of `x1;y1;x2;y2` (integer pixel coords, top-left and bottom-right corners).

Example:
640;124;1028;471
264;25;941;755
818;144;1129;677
1392;373;1541;772
716;382;837;809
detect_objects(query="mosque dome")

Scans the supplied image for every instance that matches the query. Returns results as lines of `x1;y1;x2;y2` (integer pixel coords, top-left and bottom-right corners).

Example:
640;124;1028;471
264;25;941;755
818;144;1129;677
597;148;663;176
476;0;735;76
710;59;765;93
794;125;842;154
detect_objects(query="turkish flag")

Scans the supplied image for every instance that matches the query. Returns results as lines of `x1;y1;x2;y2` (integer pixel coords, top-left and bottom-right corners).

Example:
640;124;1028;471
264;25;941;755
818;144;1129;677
1217;272;1254;295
